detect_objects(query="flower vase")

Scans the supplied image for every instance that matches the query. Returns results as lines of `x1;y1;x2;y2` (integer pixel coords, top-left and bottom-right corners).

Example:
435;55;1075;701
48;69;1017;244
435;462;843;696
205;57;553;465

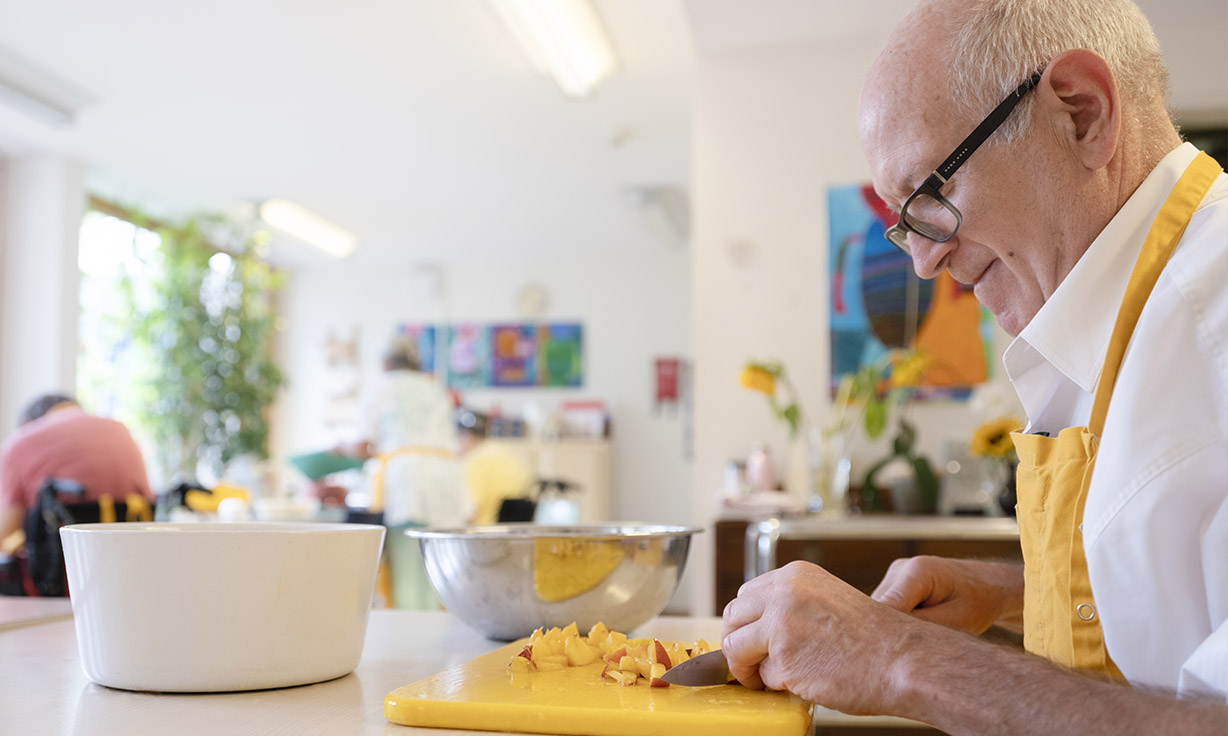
814;428;852;517
786;432;814;512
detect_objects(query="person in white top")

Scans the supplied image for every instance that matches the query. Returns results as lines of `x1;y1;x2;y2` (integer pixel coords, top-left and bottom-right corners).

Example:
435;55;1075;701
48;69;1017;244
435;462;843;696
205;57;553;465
353;335;469;529
719;1;1227;734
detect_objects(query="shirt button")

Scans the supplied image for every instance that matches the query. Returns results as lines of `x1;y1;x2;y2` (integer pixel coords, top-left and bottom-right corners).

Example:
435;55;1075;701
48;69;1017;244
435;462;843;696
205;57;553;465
1076;603;1096;621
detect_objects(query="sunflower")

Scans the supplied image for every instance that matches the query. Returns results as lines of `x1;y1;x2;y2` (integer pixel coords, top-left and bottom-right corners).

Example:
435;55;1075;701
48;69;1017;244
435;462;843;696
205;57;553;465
971;416;1022;458
739;364;776;395
890;350;931;389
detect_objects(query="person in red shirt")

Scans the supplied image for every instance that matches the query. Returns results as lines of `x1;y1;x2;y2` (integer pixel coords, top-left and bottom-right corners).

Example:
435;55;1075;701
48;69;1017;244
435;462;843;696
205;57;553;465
0;394;152;543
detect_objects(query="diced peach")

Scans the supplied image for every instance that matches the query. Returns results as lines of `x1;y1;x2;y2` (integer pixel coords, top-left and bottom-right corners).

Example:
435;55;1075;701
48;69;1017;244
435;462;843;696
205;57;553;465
604;645;627;663
564;634;598;666
588;621;609;642
649;662;669;687
536;661;565;672
635;658;653;679
509;656;534;674
648;639;672;668
619;655;637;673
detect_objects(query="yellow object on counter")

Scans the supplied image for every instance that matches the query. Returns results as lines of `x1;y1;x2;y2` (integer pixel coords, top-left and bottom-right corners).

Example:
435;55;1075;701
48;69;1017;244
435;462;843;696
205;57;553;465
384;639;812;736
184;484;249;513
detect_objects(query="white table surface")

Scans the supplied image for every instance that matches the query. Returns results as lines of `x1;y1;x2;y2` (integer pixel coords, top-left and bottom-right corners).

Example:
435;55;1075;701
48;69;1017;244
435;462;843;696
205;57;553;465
0;608;926;735
0;597;74;631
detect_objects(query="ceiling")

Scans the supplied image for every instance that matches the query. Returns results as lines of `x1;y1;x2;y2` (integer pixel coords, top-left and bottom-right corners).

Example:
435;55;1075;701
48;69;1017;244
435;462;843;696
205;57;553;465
0;0;1223;267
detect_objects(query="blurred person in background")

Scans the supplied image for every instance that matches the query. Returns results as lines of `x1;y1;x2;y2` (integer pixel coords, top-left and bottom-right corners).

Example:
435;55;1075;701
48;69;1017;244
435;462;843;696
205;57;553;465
0;393;152;551
456;408;532;525
340;335;469;608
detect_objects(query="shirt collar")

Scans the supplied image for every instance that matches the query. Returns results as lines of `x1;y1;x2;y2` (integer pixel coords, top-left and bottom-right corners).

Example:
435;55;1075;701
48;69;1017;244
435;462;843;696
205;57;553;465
1003;143;1201;400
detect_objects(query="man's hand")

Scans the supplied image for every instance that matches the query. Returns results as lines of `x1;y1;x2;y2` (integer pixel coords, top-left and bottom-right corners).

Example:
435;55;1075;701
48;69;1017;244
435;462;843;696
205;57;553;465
871;557;1025;634
721;561;923;714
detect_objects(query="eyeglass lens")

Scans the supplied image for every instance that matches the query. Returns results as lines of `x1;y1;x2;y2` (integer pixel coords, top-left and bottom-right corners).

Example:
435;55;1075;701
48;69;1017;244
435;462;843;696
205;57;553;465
904;193;959;241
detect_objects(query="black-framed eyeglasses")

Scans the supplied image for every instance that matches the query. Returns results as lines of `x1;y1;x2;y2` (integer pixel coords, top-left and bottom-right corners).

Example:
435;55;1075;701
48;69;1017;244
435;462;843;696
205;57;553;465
885;70;1044;254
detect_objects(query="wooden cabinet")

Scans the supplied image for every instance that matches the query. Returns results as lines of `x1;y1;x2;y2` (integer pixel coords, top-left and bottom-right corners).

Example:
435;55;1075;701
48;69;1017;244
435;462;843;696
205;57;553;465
715;515;1022;614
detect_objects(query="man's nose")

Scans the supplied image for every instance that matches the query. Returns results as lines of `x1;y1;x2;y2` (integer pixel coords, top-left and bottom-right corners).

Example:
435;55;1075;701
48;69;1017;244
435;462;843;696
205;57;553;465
908;233;952;280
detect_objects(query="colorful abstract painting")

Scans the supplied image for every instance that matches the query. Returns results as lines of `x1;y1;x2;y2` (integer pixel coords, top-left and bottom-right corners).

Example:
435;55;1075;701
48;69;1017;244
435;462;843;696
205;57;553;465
396;324;437;374
828;183;992;398
491;324;538;387
396;322;583;388
537;323;583;388
446;323;491;388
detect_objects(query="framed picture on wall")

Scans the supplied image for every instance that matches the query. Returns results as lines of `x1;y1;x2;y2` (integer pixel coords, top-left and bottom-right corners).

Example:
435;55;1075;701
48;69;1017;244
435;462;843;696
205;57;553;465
828;182;992;399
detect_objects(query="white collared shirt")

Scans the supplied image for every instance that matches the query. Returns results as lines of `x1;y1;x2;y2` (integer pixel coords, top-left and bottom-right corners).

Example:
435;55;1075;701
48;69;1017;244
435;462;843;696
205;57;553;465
1004;143;1228;699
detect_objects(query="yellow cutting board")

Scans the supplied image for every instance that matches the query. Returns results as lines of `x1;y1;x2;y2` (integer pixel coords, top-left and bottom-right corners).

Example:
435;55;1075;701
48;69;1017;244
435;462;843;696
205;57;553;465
384;640;812;736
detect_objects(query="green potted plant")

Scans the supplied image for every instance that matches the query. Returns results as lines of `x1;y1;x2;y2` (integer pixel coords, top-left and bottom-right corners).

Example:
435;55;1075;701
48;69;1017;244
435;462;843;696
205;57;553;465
124;218;284;484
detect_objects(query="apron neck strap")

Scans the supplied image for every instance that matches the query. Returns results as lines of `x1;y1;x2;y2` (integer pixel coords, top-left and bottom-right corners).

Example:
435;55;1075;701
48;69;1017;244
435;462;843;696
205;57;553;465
1089;152;1223;436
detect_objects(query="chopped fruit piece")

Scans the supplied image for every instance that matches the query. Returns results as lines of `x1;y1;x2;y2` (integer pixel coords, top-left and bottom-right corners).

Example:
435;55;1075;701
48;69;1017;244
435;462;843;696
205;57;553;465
649;639;672;668
564;635;598;666
507;621;725;689
639;659;655;677
649;662;669;687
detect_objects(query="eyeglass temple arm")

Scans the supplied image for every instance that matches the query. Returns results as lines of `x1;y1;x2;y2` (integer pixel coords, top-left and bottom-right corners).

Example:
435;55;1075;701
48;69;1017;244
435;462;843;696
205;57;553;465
932;71;1044;182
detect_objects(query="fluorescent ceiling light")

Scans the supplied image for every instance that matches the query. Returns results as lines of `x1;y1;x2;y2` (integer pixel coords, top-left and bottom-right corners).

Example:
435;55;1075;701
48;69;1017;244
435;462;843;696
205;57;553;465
490;0;618;99
258;199;358;258
0;46;93;128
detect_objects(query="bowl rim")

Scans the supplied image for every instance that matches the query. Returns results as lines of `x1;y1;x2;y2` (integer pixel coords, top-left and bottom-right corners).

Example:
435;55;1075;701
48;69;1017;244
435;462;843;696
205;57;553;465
404;523;704;540
60;522;384;534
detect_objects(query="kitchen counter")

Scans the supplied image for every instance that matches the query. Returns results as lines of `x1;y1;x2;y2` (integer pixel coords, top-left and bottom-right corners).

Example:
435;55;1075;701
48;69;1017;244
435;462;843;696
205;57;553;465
0;608;928;735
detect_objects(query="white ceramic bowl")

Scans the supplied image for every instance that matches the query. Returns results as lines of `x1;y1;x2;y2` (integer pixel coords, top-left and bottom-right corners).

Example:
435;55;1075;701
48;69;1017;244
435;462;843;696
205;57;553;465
61;522;384;692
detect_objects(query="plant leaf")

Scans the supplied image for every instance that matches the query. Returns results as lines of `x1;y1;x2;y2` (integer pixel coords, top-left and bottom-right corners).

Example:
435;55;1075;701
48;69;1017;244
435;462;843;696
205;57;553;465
863;397;886;438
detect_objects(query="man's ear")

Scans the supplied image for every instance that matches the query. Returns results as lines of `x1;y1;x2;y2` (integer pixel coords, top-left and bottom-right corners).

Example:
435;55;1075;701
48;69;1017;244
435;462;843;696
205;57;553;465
1036;49;1120;171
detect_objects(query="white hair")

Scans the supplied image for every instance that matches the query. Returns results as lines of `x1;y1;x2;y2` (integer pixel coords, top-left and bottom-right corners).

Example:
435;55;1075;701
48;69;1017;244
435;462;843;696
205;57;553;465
942;0;1171;143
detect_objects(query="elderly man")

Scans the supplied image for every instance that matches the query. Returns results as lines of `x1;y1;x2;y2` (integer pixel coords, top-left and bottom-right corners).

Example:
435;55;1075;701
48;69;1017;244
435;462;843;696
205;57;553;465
721;1;1227;733
0;394;152;546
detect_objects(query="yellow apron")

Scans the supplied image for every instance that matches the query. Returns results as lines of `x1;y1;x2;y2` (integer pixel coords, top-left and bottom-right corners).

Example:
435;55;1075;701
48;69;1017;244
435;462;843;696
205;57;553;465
1012;152;1222;676
369;445;456;610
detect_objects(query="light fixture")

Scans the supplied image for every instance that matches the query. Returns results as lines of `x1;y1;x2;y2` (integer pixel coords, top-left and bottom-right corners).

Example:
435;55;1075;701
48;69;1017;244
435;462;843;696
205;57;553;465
489;0;618;99
258;198;358;258
0;46;93;128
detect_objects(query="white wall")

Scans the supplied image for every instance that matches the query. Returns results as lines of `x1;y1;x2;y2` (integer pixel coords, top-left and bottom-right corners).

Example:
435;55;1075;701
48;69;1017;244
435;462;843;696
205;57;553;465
271;249;694;593
688;36;1021;617
0;156;84;436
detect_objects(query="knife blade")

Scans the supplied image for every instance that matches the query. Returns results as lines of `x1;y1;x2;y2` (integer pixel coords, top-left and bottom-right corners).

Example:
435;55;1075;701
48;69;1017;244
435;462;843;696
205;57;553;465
659;649;734;687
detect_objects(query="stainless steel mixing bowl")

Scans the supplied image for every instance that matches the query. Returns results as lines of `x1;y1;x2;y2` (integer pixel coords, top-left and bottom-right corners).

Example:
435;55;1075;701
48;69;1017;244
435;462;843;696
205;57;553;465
405;524;702;640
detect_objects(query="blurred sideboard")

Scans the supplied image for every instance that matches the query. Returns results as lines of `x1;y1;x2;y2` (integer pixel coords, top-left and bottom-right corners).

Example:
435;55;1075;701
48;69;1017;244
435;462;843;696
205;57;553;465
485;438;610;523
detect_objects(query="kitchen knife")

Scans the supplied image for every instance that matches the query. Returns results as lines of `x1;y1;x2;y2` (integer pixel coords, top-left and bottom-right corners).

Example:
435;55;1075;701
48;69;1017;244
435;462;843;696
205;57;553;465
659;649;735;687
